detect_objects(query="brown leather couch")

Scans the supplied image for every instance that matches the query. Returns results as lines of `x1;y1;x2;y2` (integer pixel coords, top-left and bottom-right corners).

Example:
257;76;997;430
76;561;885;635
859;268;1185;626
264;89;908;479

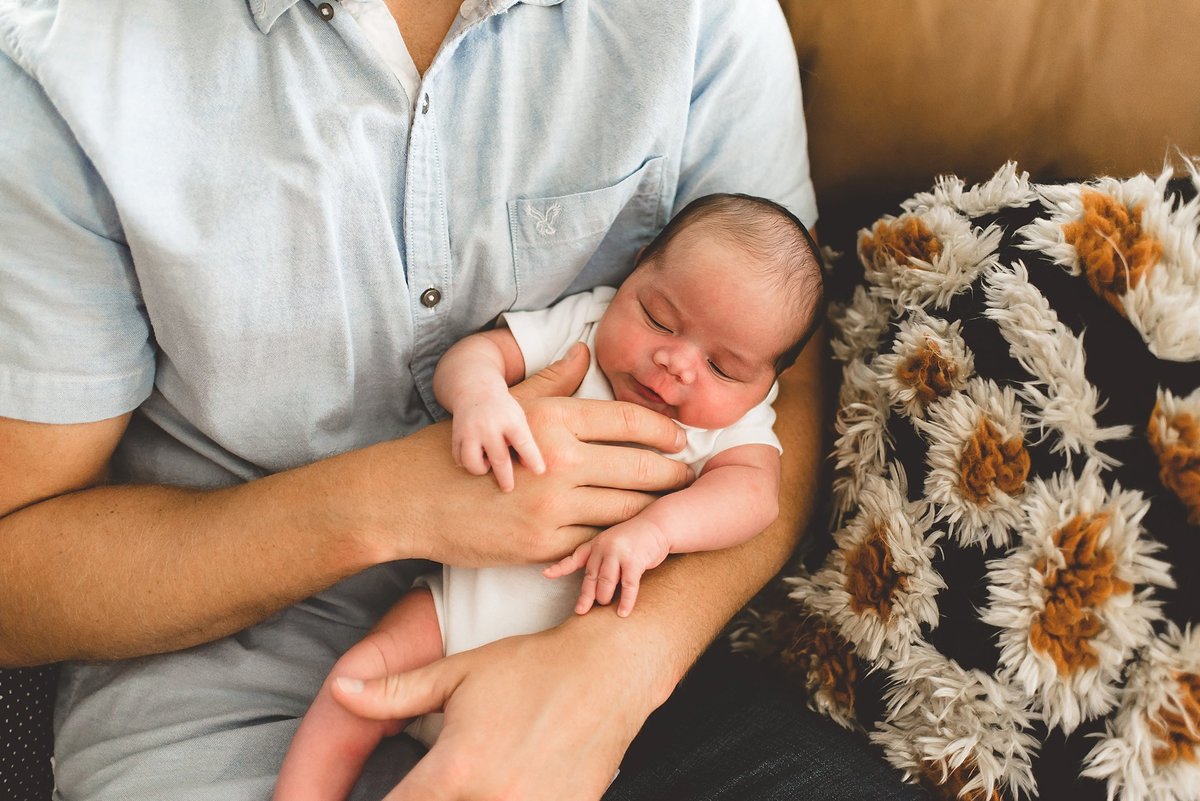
781;0;1200;250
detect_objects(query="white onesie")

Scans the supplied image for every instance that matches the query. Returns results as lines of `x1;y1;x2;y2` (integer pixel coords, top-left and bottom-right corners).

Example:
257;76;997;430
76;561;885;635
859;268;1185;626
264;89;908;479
407;286;781;745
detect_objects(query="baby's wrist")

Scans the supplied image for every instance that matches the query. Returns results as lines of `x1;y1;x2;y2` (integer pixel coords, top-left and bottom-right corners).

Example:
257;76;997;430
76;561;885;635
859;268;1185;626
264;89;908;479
451;382;510;412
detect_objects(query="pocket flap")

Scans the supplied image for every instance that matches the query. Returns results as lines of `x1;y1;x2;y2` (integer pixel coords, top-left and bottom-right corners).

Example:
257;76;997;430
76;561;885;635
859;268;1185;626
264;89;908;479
508;156;665;249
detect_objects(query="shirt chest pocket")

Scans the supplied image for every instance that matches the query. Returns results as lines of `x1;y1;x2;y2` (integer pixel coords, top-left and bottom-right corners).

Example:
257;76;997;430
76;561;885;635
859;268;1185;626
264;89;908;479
507;156;666;311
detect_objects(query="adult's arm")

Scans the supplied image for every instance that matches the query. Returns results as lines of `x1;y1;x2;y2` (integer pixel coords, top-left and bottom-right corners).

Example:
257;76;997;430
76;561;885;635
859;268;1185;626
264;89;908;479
334;324;826;801
0;346;693;666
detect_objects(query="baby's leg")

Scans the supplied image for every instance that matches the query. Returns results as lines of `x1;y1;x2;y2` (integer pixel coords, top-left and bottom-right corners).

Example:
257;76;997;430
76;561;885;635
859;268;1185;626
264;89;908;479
273;589;442;801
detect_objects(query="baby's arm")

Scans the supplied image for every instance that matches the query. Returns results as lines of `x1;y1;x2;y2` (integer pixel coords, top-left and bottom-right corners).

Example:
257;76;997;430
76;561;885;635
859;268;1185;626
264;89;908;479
433;328;544;491
545;443;780;615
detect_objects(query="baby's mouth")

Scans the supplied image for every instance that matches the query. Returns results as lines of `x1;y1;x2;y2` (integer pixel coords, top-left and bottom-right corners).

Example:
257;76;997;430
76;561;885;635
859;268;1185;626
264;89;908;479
633;378;666;406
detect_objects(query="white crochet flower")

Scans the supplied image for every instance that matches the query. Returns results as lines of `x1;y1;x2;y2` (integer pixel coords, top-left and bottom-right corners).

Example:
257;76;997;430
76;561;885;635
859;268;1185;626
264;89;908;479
871;642;1040;801
916;378;1031;548
873;308;975;421
1020;166;1200;361
982;464;1173;733
1083;624;1200;801
791;468;943;667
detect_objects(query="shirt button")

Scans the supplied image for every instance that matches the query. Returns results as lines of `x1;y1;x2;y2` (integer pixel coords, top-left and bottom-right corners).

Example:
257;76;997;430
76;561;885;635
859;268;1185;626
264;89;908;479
420;287;442;308
421;94;430;115
318;3;335;20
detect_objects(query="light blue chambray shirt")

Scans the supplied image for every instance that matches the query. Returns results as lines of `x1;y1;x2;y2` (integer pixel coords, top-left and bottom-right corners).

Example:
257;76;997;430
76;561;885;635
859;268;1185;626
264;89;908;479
0;0;816;490
0;0;816;797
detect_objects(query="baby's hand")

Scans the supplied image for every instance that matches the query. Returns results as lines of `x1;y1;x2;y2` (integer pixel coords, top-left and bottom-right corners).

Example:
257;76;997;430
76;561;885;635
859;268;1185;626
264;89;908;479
451;390;545;492
543;517;671;617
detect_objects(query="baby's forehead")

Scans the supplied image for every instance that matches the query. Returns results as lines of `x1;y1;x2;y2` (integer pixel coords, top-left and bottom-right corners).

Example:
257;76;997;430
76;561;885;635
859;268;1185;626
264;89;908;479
643;266;802;357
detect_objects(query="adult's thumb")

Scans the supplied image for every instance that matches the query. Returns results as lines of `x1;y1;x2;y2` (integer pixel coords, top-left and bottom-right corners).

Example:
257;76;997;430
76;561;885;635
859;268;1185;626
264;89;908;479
510;341;589;401
331;662;456;722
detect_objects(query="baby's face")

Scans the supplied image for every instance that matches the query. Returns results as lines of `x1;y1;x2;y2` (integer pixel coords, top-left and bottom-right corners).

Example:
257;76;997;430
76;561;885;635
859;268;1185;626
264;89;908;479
594;230;795;429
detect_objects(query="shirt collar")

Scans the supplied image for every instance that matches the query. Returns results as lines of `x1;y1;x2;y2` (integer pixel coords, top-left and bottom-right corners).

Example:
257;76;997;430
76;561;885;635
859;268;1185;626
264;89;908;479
248;0;301;33
247;0;565;35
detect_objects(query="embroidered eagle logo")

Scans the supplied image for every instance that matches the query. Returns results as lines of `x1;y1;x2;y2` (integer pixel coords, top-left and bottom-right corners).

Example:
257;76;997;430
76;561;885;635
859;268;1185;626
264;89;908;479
526;203;561;236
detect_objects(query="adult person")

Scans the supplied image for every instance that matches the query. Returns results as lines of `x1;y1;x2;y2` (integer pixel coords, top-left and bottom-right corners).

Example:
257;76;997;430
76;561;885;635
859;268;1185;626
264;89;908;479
0;1;925;799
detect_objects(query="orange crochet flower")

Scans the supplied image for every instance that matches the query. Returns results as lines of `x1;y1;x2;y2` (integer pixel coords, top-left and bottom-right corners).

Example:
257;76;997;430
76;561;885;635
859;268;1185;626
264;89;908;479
844;522;908;618
1151;672;1200;766
1062;190;1162;314
860;215;942;272
1029;513;1133;676
1148;401;1200;525
895;338;960;406
959;418;1030;505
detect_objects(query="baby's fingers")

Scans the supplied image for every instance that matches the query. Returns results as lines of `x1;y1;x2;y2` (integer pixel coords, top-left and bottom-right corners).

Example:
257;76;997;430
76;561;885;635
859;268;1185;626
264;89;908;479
617;566;645;618
485;435;515;492
543;543;590;579
575;549;604;615
508;425;545;476
458;440;490;477
593;554;622;608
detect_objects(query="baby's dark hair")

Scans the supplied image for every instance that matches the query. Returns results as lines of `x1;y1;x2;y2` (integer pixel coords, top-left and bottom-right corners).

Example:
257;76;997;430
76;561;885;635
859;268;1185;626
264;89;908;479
635;193;825;372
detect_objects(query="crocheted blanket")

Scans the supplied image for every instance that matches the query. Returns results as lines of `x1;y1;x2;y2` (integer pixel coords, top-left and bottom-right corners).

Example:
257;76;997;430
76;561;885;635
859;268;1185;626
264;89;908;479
735;161;1200;801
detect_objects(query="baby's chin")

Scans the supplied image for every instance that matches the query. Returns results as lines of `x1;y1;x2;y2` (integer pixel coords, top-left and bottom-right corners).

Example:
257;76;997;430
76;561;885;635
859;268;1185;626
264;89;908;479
671;406;754;430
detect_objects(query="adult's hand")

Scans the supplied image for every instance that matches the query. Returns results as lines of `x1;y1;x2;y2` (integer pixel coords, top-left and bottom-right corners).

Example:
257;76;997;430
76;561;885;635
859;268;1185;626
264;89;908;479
370;342;694;568
333;611;664;801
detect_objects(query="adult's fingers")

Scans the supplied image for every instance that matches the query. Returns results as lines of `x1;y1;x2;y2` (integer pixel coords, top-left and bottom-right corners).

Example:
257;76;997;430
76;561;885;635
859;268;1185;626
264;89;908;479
510;341;589;401
332;659;462;723
565;487;658;528
576;440;693;492
562;399;687;454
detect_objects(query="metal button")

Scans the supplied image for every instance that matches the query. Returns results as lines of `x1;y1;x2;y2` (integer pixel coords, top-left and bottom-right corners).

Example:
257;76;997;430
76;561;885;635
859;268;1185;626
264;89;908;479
318;3;335;20
420;287;442;308
421;94;430;115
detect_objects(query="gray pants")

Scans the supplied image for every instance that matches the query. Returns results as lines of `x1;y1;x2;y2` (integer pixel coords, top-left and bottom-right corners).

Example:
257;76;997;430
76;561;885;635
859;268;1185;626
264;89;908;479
53;563;428;801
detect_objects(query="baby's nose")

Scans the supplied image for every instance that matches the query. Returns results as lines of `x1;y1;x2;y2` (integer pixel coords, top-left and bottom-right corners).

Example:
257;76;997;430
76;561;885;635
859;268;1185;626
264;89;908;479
655;346;697;384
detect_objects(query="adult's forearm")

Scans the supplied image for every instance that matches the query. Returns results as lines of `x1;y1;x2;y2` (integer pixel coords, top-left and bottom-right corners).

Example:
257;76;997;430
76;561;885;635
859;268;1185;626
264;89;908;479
1;363;700;666
0;444;397;666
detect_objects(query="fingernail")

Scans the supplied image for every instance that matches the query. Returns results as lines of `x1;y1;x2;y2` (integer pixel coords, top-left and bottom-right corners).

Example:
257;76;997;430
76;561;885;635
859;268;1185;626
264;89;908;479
336;677;364;694
675;428;687;449
568;341;585;358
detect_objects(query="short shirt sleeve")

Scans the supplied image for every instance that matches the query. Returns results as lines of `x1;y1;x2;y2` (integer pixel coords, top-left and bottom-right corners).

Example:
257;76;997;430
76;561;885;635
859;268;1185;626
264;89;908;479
501;287;615;378
0;51;155;423
677;0;818;227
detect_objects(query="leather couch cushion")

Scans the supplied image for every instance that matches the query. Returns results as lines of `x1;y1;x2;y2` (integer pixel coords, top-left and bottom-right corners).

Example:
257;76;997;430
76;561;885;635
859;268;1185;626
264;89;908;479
781;0;1200;209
